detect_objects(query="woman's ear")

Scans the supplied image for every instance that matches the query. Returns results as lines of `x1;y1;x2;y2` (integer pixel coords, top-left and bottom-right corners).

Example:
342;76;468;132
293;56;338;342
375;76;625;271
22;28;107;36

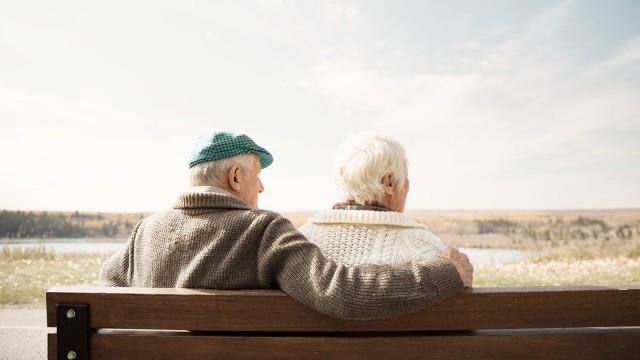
382;173;395;195
227;165;242;191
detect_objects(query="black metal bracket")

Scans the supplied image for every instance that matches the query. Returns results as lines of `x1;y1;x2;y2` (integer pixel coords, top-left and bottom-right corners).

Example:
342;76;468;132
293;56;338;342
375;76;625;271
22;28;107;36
57;304;89;360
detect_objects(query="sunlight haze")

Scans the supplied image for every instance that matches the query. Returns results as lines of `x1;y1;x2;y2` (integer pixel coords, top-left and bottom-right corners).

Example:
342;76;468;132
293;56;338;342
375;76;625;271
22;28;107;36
1;0;639;212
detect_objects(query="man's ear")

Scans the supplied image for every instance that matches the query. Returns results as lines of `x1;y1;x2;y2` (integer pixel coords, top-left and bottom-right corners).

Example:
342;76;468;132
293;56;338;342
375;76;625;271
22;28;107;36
227;165;242;191
381;173;395;195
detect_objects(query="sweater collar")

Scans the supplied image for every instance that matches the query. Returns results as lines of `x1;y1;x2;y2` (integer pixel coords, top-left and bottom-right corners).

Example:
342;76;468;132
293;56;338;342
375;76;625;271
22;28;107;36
174;191;253;211
308;209;428;229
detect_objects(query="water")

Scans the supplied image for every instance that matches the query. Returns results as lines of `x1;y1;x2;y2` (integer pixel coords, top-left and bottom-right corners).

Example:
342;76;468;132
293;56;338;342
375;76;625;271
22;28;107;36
0;239;527;265
461;247;527;265
0;239;126;254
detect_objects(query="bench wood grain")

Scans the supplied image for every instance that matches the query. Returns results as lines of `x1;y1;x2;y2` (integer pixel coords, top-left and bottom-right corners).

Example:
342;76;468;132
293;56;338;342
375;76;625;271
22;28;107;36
46;285;640;359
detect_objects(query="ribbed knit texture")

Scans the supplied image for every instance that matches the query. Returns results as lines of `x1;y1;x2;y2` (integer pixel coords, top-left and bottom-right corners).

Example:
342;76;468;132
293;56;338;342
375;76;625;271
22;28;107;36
99;192;464;320
299;210;445;267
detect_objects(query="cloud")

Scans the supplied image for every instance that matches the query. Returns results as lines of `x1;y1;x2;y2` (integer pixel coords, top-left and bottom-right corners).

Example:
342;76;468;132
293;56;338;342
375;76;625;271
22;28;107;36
319;0;360;22
295;1;640;208
2;1;637;211
259;0;294;8
601;35;640;70
259;0;360;23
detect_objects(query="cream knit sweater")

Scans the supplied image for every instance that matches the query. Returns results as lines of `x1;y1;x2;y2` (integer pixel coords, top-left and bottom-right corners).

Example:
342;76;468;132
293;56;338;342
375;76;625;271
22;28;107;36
299;210;444;267
99;192;463;320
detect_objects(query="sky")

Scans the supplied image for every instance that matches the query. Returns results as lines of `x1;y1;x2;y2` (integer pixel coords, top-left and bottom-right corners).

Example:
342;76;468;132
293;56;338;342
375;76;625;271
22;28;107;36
1;0;639;213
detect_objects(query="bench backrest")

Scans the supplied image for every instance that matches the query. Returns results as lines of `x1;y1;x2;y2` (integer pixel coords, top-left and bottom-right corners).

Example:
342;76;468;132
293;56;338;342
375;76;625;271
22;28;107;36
46;285;640;359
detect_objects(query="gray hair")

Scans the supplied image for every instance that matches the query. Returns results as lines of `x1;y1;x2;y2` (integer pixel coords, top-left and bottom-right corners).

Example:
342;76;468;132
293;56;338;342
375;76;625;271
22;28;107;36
334;132;408;204
189;153;256;187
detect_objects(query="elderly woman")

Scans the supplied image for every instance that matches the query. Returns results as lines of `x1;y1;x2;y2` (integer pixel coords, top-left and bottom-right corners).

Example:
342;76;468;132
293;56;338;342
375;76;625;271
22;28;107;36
299;132;444;267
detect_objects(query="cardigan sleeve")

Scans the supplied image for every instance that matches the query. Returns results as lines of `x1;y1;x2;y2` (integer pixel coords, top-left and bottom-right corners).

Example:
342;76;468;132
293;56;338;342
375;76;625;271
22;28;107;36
257;215;464;320
98;220;142;287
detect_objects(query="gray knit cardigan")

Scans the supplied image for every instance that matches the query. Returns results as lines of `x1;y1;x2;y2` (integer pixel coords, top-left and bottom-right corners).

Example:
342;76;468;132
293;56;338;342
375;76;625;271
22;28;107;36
99;192;464;319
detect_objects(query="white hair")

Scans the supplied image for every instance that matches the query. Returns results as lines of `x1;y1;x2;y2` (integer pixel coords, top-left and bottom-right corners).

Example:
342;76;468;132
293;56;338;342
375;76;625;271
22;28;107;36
334;132;409;204
189;153;256;187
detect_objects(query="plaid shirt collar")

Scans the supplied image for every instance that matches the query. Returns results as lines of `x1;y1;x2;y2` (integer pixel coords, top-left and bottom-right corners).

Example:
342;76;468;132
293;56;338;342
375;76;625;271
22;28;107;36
332;200;394;212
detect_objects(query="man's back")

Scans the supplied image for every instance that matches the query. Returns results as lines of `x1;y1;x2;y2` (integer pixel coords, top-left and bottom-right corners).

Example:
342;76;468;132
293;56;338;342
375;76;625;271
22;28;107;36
101;191;282;289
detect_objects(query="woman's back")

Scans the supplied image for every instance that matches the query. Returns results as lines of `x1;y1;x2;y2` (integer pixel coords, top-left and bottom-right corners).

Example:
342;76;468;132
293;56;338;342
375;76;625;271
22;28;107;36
299;210;444;267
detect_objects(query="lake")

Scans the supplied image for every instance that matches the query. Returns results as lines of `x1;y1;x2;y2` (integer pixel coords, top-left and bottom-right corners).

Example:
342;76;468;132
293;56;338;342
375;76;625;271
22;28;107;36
0;239;528;265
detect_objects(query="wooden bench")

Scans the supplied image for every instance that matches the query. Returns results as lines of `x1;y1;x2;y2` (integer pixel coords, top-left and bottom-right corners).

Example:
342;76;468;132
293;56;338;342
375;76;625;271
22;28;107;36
47;285;640;359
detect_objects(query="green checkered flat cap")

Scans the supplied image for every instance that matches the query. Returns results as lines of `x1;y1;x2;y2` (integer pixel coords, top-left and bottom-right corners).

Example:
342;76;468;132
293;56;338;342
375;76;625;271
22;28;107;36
189;131;274;169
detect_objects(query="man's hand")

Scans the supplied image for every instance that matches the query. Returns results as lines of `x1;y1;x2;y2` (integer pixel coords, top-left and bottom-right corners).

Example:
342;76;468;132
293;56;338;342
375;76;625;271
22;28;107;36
440;247;473;288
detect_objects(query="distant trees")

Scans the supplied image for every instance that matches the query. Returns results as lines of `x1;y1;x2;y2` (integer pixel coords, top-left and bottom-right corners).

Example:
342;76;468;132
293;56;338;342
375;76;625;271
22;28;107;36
616;225;633;239
0;210;142;239
473;216;638;242
475;219;518;235
0;210;85;238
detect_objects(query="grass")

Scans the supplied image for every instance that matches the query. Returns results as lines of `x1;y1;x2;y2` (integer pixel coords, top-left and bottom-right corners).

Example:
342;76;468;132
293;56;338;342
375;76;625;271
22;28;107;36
475;257;640;287
1;238;639;308
0;247;108;308
475;237;640;286
532;237;640;260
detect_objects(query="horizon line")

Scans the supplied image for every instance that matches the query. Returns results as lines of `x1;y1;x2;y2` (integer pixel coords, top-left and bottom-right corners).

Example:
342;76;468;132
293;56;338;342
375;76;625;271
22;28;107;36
3;207;640;214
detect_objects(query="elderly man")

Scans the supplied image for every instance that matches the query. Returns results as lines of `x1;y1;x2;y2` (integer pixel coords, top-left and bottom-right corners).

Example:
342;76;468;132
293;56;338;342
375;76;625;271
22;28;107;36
99;131;473;320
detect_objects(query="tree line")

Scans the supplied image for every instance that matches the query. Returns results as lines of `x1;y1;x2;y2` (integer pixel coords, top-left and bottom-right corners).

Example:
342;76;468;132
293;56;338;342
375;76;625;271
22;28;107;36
474;216;639;241
0;210;147;239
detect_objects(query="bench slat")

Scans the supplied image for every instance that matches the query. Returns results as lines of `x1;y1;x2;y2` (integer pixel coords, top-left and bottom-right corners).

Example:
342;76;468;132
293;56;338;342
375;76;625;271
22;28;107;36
49;329;640;360
46;285;640;331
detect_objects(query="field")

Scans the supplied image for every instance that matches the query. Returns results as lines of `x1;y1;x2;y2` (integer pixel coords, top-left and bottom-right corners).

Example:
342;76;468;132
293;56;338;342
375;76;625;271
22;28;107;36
1;209;639;308
0;248;105;308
